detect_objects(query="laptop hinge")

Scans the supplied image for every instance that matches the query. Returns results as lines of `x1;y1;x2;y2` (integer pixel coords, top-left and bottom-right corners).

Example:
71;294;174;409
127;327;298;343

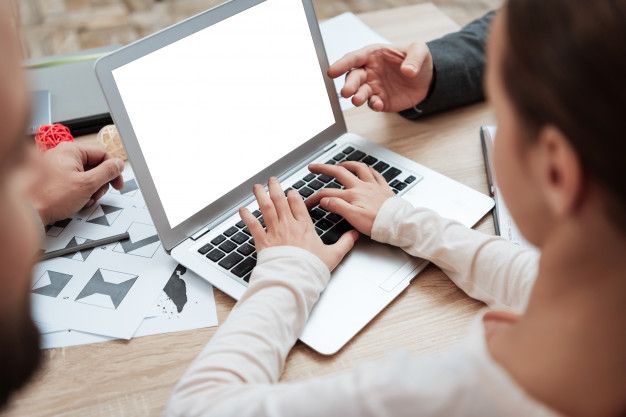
187;140;339;241
190;224;211;241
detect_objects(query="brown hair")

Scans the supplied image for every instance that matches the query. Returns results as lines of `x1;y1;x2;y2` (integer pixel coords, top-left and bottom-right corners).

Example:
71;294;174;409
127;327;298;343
502;0;626;229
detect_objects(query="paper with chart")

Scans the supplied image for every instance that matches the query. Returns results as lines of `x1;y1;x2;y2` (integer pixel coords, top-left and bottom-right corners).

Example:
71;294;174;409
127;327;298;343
319;13;391;111
33;164;218;344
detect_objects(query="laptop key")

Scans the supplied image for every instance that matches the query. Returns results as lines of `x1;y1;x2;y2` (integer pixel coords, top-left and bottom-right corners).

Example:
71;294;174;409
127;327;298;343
315;227;324;236
317;174;332;183
252;210;262;218
389;179;400;187
304;173;316;182
219;240;237;253
362;155;378;165
342;146;355;154
219;252;244;270
293;180;305;189
308;179;324;190
235;220;246;228
242;226;251;236
231;257;257;277
207;248;226;262
211;235;226;245
393;189;399;194
373;161;389;173
248;237;255;246
243;272;252;283
299;187;314;198
325;159;336;165
237;243;255;256
232;232;248;245
333;153;344;161
309;207;325;220
197;243;213;255
394;182;408;191
405;175;417;184
316;218;334;230
346;150;366;161
223;226;238;237
321;220;353;245
326;213;342;223
382;167;402;182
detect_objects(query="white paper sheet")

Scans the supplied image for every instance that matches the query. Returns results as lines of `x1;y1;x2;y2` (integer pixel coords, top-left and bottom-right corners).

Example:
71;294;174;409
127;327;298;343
319;13;390;111
32;165;217;342
40;262;217;349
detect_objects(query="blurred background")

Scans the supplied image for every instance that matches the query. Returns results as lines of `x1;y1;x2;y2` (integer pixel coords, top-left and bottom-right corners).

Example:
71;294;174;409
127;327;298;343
14;0;501;59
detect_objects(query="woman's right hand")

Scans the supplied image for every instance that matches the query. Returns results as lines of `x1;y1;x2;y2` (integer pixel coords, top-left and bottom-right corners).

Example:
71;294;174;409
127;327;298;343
305;162;396;236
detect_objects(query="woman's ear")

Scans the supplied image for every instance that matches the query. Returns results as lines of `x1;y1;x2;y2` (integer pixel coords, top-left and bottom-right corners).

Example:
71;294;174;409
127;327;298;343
534;126;584;218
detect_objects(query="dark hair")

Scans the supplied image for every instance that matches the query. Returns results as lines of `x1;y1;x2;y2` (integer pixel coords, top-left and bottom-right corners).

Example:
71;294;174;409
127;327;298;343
502;0;626;229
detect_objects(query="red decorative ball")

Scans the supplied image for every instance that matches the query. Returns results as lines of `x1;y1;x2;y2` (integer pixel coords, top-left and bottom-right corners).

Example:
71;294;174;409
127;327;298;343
35;124;74;151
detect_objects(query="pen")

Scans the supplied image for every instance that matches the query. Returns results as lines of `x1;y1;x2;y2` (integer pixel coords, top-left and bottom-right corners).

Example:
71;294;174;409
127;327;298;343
480;126;501;236
40;232;130;261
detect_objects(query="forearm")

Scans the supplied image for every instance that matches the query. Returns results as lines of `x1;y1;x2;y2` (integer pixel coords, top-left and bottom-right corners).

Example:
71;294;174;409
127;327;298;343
372;197;539;311
400;11;495;119
166;246;330;416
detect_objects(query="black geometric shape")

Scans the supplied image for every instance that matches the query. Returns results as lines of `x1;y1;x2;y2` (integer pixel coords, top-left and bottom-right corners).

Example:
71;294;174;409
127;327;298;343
163;264;188;313
45;218;72;237
60;237;94;261
86;204;123;226
33;271;72;297
75;269;137;309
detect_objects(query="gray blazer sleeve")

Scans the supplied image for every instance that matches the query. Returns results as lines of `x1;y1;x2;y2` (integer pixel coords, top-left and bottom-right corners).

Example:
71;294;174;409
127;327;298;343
399;11;495;119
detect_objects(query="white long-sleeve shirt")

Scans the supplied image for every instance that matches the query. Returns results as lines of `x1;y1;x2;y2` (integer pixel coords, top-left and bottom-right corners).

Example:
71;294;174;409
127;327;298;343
165;197;560;417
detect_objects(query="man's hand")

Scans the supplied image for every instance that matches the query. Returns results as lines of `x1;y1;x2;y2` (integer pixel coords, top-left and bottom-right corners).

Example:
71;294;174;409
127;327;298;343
239;177;359;272
328;43;434;112
305;162;395;236
29;142;124;225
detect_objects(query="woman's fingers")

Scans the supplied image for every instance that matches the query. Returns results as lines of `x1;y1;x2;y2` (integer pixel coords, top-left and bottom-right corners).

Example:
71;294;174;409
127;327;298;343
339;161;375;182
342;68;367;98
287;190;310;222
304;188;347;208
370;166;388;186
253;183;278;228
268;177;291;221
239;207;265;245
320;196;367;224
308;163;359;188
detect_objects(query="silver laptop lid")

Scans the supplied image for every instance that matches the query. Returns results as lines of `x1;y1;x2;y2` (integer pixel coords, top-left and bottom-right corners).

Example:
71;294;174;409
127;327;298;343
95;0;346;251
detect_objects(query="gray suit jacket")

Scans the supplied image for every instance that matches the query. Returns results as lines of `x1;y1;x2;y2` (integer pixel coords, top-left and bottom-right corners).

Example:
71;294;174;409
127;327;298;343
399;11;495;119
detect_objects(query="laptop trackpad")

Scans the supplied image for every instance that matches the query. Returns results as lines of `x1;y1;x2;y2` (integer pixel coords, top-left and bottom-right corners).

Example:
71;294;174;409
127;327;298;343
299;237;423;355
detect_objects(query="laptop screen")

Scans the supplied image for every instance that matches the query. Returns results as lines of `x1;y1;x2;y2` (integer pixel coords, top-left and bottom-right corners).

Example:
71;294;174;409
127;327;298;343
112;0;335;228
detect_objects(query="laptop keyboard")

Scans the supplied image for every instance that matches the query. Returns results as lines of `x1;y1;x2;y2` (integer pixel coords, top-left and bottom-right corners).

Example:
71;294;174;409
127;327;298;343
196;146;419;285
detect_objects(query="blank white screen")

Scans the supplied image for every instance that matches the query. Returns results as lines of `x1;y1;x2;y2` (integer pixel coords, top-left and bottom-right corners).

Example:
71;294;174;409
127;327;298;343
112;0;335;228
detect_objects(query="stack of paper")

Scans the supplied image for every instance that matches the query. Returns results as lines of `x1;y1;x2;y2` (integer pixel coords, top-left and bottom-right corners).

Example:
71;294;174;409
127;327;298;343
33;164;218;349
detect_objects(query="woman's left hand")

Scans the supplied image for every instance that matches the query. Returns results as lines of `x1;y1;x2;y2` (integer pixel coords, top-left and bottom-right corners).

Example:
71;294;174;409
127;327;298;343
239;177;359;271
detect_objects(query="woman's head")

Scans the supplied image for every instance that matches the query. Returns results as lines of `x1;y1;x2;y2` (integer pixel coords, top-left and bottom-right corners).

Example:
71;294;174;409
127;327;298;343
486;0;626;246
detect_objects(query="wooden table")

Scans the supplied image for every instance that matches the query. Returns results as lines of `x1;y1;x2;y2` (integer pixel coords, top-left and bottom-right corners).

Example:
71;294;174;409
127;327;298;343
4;4;495;416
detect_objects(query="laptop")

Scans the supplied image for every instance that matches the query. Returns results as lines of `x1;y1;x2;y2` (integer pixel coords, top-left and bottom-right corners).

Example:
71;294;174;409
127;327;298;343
95;0;494;354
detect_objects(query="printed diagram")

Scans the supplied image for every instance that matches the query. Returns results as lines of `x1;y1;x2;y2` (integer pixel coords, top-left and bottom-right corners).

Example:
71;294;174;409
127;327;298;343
163;264;188;313
45;218;72;237
113;222;160;258
53;236;95;262
33;270;73;298
75;268;137;309
112;178;139;197
86;204;123;226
